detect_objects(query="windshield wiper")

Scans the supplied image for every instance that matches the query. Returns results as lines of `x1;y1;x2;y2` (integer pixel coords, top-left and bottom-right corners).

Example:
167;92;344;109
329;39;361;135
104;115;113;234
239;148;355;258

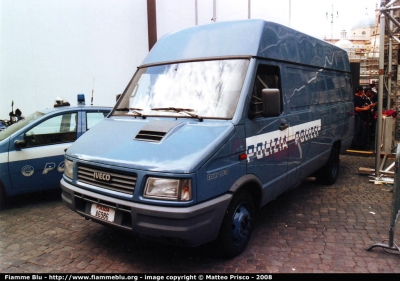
151;107;203;122
115;108;146;119
116;107;143;111
130;110;146;119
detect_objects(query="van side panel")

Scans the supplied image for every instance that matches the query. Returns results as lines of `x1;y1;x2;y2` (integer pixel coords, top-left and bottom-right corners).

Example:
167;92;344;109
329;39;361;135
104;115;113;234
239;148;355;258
244;37;352;206
283;65;353;183
257;23;350;72
285;67;353;137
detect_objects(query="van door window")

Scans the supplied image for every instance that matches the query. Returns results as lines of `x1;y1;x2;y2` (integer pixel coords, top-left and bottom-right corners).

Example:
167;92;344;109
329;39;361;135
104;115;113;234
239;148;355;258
249;65;281;119
24;113;78;147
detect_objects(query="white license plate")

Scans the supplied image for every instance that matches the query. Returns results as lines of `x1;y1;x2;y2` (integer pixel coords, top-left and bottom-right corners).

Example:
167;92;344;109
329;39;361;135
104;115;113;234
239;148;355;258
90;203;116;223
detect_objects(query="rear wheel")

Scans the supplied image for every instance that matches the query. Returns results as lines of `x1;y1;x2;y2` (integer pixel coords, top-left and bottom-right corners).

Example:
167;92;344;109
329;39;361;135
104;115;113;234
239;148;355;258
218;190;255;258
316;146;340;185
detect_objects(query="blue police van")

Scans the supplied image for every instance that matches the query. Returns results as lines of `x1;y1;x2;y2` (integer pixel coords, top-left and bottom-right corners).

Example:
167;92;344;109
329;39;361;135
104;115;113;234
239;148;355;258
0;95;111;209
61;20;354;257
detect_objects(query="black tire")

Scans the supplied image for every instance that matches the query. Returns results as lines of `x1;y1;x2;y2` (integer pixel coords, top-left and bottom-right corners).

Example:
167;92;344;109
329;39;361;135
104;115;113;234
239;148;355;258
316;146;340;185
218;190;255;258
0;183;6;210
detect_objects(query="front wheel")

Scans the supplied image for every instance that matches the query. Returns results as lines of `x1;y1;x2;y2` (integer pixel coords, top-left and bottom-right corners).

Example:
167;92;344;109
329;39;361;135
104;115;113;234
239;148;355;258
218;190;255;258
316;146;340;185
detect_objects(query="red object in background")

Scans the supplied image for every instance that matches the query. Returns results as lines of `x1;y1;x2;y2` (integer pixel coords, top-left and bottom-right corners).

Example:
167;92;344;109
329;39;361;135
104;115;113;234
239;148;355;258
374;110;397;119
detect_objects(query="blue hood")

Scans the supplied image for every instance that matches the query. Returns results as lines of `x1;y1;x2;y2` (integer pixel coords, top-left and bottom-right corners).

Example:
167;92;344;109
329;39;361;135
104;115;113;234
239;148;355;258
67;118;235;173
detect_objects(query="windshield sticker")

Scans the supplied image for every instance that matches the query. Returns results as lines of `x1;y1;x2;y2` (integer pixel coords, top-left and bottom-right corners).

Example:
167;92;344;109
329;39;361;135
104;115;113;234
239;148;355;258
246;119;321;162
43;162;56;174
21;165;34;177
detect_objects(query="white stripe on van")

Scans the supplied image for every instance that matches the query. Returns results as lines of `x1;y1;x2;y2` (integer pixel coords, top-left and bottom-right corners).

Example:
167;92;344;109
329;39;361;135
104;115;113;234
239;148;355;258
246;119;321;162
7;143;71;163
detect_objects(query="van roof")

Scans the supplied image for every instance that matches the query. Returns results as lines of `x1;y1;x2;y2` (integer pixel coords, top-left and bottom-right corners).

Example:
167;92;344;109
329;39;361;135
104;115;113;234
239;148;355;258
141;19;350;72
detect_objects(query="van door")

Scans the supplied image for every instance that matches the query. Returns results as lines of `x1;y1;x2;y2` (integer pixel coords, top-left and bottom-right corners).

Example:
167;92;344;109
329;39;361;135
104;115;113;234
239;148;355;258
284;66;326;187
245;64;289;204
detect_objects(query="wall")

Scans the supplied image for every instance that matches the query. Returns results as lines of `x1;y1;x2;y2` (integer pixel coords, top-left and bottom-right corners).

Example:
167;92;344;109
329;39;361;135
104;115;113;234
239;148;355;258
1;0;148;117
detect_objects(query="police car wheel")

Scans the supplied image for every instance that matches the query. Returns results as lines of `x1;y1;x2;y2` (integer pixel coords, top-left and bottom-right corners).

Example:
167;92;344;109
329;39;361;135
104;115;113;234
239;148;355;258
316;146;339;185
218;190;255;258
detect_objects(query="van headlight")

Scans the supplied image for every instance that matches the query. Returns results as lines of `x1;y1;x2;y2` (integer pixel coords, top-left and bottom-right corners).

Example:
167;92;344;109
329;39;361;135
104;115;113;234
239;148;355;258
64;159;74;179
144;178;192;201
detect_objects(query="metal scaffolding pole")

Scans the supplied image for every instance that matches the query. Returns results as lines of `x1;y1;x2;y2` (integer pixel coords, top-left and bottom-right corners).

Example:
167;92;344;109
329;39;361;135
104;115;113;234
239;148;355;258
375;11;385;176
387;10;393;110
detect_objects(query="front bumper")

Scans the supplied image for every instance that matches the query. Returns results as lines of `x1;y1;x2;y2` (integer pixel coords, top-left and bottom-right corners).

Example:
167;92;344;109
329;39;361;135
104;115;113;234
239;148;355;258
61;179;232;247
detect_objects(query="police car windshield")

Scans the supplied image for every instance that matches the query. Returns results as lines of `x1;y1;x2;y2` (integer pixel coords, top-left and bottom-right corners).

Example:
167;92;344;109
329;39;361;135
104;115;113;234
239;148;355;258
0;111;45;141
113;59;250;119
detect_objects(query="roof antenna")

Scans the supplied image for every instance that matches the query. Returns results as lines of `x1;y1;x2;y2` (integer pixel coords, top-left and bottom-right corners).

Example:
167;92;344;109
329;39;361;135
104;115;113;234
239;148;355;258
91;78;95;106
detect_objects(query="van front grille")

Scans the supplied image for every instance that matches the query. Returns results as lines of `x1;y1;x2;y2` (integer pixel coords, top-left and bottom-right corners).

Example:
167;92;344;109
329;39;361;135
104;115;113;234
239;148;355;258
77;164;137;194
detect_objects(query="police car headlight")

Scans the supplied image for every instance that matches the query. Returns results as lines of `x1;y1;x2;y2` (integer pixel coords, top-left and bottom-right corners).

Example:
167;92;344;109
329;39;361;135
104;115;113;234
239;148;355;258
64;159;74;179
144;178;192;201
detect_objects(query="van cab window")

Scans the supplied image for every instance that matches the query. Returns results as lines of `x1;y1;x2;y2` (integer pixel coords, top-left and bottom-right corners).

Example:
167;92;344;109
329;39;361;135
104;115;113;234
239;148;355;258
113;59;250;119
24;113;77;147
249;65;281;119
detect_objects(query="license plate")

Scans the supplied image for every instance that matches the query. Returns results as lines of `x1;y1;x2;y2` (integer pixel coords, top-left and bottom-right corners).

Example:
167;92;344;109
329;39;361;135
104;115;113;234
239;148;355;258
90;203;115;223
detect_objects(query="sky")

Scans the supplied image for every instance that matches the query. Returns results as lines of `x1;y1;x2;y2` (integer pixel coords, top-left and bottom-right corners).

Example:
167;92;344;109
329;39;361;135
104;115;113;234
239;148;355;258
163;0;381;39
0;0;383;117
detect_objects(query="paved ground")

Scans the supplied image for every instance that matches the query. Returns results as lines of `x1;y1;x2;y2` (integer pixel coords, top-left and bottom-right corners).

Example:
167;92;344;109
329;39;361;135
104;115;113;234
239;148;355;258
1;154;400;273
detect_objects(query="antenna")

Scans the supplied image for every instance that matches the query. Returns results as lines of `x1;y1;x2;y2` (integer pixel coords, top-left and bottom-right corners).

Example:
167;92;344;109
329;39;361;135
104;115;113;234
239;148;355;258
326;4;339;41
91;78;95;106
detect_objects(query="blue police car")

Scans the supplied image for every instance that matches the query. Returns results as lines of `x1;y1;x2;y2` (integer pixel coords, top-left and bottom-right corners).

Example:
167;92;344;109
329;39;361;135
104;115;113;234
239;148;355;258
0;95;111;209
0;120;7;132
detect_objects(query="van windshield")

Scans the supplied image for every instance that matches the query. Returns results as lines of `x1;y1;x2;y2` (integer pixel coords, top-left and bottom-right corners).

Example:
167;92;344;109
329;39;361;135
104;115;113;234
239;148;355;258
113;59;249;119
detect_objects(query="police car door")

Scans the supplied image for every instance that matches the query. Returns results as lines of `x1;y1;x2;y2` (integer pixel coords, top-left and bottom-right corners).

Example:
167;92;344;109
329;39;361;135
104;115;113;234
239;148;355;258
8;111;78;191
245;64;289;203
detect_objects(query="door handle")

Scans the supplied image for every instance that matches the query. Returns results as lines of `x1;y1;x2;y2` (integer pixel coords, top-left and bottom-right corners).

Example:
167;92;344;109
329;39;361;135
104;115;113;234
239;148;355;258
279;123;289;131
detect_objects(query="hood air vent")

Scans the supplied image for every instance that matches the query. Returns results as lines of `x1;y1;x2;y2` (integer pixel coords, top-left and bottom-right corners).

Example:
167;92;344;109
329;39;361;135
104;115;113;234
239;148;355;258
135;130;166;142
134;120;182;142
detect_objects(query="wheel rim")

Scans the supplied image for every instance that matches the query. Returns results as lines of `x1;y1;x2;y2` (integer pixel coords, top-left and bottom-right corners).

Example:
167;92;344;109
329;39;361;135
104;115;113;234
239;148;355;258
231;202;252;245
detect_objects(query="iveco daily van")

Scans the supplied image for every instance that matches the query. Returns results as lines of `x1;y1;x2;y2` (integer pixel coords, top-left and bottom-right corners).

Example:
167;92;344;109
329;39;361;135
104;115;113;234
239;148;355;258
61;20;354;257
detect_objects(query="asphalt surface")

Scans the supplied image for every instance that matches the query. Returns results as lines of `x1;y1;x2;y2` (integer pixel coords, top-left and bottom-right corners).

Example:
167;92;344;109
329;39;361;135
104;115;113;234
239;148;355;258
1;154;400;273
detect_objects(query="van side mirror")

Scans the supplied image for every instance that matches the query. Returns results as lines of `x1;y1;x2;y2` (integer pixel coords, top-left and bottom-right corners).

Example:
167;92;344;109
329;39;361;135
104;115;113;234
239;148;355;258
14;139;27;148
262;89;281;117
